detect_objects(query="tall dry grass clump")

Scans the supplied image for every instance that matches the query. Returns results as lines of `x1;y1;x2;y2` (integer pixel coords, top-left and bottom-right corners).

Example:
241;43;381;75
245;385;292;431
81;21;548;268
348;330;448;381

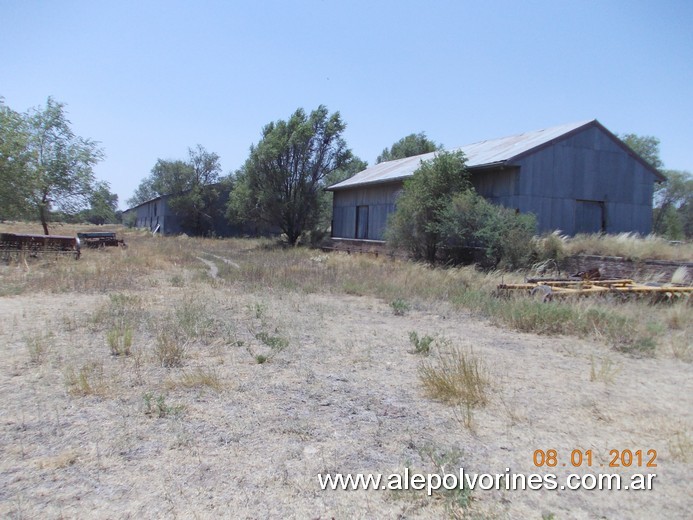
419;342;489;406
564;233;692;261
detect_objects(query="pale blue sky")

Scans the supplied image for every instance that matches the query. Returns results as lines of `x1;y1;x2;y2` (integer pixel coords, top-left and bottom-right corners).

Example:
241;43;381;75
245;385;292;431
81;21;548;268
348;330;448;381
2;0;691;209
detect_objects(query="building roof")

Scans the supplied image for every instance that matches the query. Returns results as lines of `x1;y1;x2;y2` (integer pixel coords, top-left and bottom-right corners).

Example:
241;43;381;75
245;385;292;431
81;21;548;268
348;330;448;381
327;119;663;190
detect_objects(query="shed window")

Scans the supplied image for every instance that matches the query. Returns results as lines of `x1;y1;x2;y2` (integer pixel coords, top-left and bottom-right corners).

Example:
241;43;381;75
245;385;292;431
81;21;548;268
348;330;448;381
356;206;369;239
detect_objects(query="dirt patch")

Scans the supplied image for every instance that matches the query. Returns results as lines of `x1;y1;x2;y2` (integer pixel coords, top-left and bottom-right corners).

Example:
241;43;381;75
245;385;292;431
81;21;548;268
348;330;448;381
0;280;691;518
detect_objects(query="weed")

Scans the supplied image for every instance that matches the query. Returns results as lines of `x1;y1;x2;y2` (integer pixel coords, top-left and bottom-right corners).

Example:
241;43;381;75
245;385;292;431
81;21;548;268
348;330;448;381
391;299;410;316
249;302;267;321
617;336;656;357
418;445;473;514
409;331;434;355
589;355;620;383
143;392;184;418
670;335;692;362
419;342;489;407
174;297;215;339
154;331;187;368
64;362;105;396
25;331;52;364
453;402;476;432
174;366;222;391
170;274;185;287
255;354;268;364
107;325;133;356
255;330;289;351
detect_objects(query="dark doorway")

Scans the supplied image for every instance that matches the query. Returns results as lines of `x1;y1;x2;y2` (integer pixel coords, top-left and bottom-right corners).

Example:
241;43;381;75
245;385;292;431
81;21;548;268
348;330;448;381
356;205;369;239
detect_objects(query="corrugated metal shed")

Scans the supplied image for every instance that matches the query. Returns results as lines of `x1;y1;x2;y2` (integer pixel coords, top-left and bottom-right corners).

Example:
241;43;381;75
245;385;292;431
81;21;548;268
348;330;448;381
327;120;662;191
329;120;663;238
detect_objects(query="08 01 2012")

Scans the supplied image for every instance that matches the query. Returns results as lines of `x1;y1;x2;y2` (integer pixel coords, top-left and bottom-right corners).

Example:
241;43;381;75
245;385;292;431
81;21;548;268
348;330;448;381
533;449;658;468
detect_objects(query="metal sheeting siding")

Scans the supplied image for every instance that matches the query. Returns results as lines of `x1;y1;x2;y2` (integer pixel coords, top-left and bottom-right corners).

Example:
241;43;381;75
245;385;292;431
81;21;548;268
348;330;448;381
512;125;655;234
332;184;400;240
330;121;659;239
327;120;595;191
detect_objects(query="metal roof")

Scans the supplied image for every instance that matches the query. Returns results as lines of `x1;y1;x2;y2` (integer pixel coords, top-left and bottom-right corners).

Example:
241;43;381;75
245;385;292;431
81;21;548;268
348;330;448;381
327;120;596;190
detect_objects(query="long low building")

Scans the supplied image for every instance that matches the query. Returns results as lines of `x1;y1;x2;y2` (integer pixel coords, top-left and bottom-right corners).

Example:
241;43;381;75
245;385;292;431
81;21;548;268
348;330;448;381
327;120;663;241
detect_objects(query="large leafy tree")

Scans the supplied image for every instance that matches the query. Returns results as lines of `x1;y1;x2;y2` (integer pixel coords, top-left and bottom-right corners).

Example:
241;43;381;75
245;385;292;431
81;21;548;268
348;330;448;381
82;181;119;224
376;132;442;163
619;132;692;238
619;133;664;171
386;151;470;262
387;150;536;267
128;145;224;235
0;97;104;232
0;99;32;220
653;169;693;238
229;105;353;245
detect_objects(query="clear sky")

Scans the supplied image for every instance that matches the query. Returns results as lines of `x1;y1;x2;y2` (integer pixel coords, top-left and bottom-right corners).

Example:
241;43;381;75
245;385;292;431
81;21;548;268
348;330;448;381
2;0;691;209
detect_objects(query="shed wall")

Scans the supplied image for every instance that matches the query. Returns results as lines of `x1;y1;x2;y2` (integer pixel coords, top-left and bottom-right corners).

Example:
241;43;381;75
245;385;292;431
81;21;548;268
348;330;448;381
332;184;401;240
513;125;655;234
330;125;657;240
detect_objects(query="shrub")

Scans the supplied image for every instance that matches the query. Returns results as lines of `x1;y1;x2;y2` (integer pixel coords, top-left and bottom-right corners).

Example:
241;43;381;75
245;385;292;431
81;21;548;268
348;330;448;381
386;151;471;263
437;190;537;269
390;299;410;316
409;331;434;355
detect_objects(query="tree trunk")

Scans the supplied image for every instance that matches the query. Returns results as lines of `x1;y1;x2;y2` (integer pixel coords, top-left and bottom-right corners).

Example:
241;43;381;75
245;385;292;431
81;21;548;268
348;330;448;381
39;197;50;235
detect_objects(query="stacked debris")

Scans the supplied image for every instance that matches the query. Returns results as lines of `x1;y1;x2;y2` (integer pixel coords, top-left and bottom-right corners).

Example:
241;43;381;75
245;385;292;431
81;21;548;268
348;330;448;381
497;268;692;302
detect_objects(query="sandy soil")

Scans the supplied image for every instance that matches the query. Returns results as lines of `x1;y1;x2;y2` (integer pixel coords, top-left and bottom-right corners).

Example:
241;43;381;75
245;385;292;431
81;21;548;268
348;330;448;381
0;272;691;519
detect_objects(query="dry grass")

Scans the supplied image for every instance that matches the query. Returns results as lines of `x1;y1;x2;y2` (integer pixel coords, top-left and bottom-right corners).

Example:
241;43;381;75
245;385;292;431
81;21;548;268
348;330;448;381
25;331;52;364
1;222;691;518
418;341;489;407
64;361;107;396
563;232;693;261
589;355;620;383
169;366;223;391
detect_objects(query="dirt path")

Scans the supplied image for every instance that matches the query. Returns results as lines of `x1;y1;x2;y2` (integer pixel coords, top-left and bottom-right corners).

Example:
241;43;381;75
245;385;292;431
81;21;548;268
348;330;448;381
196;256;219;278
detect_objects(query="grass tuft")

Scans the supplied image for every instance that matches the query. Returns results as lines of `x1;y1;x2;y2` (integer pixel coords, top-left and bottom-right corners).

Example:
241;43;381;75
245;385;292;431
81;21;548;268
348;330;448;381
419;342;489;407
153;331;187;368
174;366;223;391
107;325;133;356
25;331;52;364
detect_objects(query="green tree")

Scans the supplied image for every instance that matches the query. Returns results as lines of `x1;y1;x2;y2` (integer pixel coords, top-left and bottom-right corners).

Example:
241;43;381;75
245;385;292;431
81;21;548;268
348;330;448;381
171;145;224;235
619;133;663;171
376;132;442;163
127;176;158;207
0;99;32;220
618;133;693;238
653;170;693;238
26;98;104;233
1;97;103;231
228;105;352;245
386;151;470;262
83;181;119;224
128;145;224;235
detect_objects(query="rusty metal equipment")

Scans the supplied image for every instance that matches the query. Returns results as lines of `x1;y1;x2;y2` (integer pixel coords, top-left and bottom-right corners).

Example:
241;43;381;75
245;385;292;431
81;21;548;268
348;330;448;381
497;278;693;302
0;232;81;260
77;231;127;249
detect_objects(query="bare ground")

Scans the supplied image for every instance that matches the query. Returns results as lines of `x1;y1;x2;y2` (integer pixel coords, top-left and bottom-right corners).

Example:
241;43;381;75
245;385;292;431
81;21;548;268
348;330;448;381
0;260;691;519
